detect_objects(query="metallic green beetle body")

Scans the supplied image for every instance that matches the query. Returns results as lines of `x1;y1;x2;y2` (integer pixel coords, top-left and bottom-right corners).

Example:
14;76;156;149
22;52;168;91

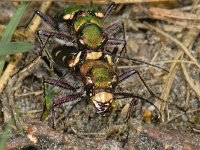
80;59;117;112
51;45;117;113
57;5;107;50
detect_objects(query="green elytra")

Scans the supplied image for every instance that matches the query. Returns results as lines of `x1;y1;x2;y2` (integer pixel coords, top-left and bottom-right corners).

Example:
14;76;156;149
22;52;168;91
62;5;106;50
91;61;114;88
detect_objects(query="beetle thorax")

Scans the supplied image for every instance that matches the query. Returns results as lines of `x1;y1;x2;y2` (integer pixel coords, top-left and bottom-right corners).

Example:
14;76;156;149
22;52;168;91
78;24;107;50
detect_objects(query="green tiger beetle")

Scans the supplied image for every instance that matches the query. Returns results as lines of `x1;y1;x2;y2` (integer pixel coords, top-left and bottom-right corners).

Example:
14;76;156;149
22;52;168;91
13;2;168;77
36;2;164;71
14;2;168;127
13;2;130;76
42;44;160;128
33;2;126;53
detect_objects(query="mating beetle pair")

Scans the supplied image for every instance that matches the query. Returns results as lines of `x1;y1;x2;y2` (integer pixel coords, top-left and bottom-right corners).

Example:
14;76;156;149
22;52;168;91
26;2;164;127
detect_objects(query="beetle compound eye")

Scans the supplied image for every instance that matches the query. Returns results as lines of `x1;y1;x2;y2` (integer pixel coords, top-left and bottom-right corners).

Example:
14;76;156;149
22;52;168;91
86;76;93;85
77;11;83;15
87;11;92;14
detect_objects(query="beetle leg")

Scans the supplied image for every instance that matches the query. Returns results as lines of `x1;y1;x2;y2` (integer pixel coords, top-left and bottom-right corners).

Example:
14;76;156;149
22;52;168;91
126;98;138;121
64;97;88;126
118;69;162;100
106;38;127;56
105;20;127;56
19;10;58;31
41;55;64;77
37;30;74;46
106;38;126;46
11;32;52;77
44;78;77;92
104;21;125;37
118;70;136;84
35;10;58;30
114;92;160;148
51;94;83;128
102;2;116;21
11;55;42;77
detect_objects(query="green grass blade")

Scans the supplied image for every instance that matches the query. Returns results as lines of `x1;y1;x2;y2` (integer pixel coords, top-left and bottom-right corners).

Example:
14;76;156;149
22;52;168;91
0;2;30;148
0;42;33;55
0;122;11;150
0;2;29;75
0;56;6;75
1;3;29;42
41;84;55;121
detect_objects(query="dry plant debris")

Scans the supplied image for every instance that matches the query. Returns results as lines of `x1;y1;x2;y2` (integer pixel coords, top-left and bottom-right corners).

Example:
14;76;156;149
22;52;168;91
0;1;199;149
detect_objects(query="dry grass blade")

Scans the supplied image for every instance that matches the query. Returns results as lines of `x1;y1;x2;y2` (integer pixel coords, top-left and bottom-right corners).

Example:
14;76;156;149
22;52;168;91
159;52;183;121
28;1;52;32
135;6;200;29
146;23;200;70
181;63;200;97
0;54;22;97
0;2;52;149
147;7;200;20
145;22;200;121
0;2;29;82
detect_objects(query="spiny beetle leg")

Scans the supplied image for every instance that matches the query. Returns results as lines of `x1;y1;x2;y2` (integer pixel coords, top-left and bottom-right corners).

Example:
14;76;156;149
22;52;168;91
41;56;63;77
126;98;138;121
107;38;126;46
111;47;119;64
105;21;126;51
122;98;137;148
64;97;88;127
105;20;127;56
18;10;58;31
11;55;42;77
37;30;74;46
114;93;160;148
44;78;77;92
102;2;116;22
36;10;58;30
118;69;137;84
51;94;83;128
104;21;124;36
118;69;162;100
